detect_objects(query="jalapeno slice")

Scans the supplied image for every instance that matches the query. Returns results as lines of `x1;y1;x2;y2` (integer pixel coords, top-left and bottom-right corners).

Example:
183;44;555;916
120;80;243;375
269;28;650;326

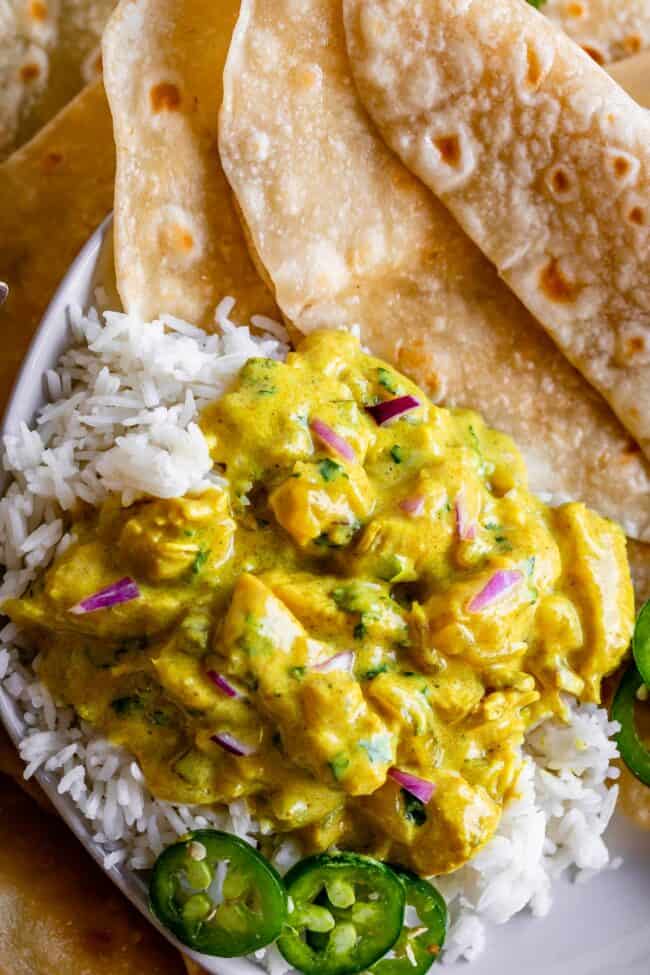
277;852;405;975
149;829;287;956
613;663;650;788
633;599;650;686
371;868;447;975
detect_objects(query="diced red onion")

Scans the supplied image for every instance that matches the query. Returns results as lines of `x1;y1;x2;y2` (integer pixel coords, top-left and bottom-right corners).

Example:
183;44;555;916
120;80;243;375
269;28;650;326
313;651;355;674
211;732;257;757
454;491;477;541
206;671;242;699
400;495;425;517
366;395;420;426
388;767;435;804
467;569;523;613
69;577;140;614
310;418;355;461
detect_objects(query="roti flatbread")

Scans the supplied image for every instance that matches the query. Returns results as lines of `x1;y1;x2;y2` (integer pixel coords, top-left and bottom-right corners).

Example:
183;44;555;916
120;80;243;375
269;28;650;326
102;0;279;329
0;78;114;415
219;0;650;542
0;771;185;975
0;0;116;161
343;0;650;465
545;0;650;65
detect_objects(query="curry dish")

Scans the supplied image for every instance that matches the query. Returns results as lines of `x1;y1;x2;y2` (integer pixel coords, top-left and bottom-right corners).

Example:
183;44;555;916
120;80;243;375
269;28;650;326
5;331;635;876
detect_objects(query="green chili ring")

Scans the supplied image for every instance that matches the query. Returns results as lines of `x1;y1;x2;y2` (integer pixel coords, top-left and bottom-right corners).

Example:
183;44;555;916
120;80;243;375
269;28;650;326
632;599;650;686
371;868;447;975
277;852;405;975
612;664;650;788
149;829;287;956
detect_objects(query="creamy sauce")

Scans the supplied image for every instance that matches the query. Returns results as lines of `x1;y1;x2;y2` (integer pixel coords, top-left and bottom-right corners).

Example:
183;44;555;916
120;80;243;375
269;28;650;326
5;331;635;874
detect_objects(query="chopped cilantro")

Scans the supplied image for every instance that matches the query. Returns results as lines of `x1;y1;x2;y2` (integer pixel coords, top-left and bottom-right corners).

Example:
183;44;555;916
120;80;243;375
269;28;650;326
111;694;142;717
526;0;546;7
191;547;209;575
330;753;350;780
390;444;404;464
319;458;343;482
359;733;393;765
402;789;427;826
314;533;334;548
149;709;171;727
353;621;367;640
377;367;398;393
237;615;274;657
363;664;389;680
289;666;306;680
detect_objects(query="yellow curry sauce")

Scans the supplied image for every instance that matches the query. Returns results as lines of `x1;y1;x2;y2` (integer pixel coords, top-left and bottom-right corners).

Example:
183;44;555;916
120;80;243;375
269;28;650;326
5;331;635;875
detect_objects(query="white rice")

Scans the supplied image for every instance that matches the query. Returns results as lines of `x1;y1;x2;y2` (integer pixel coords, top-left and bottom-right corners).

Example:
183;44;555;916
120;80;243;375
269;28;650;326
0;302;622;967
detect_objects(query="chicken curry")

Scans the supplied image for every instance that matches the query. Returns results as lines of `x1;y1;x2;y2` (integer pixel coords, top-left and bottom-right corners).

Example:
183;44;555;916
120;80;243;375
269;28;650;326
4;330;635;876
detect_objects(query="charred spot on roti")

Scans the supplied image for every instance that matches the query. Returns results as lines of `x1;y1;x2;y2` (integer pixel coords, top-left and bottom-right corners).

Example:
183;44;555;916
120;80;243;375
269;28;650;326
160;224;196;257
564;1;586;19
42;150;64;170
625;202;647;228
623;34;643;56
623;34;643;54
416;124;477;193
603;148;640;189
20;62;42;83
526;44;544;88
289;63;322;93
435;134;461;168
615;324;650;367
152;206;205;269
149;81;182;113
28;0;49;22
539;258;581;304
518;36;554;95
544;163;577;202
580;43;606;66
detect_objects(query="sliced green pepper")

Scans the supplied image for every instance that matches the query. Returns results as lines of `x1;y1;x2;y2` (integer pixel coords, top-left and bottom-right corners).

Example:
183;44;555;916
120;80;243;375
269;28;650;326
149;829;287;956
612;664;650;788
632;599;650;686
371;869;447;975
277;852;405;975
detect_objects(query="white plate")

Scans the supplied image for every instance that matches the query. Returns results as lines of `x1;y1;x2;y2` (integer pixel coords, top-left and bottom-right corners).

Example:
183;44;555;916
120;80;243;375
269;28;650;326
1;221;649;975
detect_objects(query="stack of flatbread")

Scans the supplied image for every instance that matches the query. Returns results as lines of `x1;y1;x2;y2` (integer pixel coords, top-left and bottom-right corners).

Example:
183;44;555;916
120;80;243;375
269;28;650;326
1;0;650;971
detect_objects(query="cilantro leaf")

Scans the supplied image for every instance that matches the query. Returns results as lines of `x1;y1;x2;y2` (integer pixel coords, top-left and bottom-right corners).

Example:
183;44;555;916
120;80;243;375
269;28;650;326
330;753;350;780
319;458;343;482
402;789;427;826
